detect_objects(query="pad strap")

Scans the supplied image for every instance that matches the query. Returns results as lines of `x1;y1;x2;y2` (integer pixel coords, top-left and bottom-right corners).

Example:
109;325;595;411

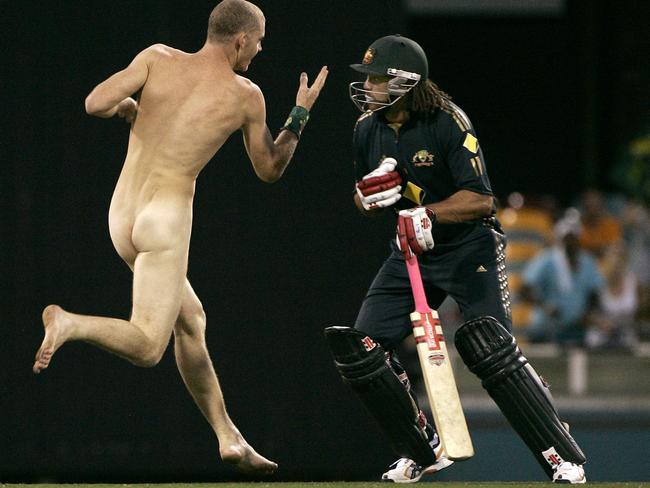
454;317;586;478
281;105;310;138
325;326;436;466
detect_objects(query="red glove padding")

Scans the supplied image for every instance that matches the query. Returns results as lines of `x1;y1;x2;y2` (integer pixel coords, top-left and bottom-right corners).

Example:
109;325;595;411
396;207;436;259
356;171;403;197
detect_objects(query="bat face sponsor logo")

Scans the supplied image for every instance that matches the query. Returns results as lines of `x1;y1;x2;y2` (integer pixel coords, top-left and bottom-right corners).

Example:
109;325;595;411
414;314;445;351
361;336;377;351
428;353;445;366
424;317;444;350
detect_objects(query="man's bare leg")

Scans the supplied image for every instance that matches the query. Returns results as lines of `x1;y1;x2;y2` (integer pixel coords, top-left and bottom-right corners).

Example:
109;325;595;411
34;304;157;373
34;248;187;373
173;280;277;474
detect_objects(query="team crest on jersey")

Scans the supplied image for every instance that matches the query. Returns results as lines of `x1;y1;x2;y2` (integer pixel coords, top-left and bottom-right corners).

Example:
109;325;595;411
412;150;434;166
362;48;375;65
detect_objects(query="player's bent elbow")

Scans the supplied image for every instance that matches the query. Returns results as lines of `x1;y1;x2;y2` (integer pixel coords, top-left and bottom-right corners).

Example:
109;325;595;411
259;171;282;184
84;95;100;115
84;94;111;117
255;159;285;183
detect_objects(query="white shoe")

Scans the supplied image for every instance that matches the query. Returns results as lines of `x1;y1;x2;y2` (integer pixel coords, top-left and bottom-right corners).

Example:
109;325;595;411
381;443;453;483
553;461;586;484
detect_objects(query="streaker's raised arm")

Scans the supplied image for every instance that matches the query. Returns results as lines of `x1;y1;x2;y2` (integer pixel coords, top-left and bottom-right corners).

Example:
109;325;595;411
241;66;328;183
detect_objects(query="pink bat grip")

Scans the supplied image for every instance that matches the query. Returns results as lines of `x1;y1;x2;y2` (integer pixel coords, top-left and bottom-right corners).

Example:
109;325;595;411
405;255;431;313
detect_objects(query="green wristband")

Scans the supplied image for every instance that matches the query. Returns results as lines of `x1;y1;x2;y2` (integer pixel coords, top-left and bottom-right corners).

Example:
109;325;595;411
281;106;310;138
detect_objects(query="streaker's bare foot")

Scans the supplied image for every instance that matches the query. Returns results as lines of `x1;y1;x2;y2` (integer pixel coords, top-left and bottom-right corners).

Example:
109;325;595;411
33;305;70;374
220;438;278;475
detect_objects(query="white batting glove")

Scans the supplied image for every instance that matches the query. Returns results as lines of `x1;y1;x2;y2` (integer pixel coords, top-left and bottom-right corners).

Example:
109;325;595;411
356;157;403;210
396;207;435;258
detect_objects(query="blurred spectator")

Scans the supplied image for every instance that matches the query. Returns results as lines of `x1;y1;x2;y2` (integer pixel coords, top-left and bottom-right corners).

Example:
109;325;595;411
621;200;650;281
620;199;650;339
585;244;638;351
498;193;557;337
520;210;604;345
578;188;623;258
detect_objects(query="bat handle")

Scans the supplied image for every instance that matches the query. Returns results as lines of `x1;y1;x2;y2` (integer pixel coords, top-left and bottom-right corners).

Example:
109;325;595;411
405;255;430;313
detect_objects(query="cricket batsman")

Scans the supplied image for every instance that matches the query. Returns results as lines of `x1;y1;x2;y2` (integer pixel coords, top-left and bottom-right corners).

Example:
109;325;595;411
324;34;587;484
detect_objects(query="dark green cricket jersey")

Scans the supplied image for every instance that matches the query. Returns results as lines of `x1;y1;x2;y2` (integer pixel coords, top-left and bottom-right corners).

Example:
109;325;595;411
353;101;498;250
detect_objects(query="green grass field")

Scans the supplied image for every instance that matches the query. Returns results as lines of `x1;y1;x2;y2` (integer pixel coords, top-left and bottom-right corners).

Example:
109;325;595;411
2;483;650;488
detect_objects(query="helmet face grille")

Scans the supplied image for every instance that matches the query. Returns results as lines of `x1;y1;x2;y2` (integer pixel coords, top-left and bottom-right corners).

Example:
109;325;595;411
387;68;421;81
387;76;419;96
348;78;420;113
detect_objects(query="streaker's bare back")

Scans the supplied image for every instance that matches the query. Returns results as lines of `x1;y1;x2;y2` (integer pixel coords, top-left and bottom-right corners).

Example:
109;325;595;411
122;45;249;183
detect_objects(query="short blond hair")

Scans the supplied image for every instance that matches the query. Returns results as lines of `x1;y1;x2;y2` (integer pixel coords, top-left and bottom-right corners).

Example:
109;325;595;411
207;0;264;42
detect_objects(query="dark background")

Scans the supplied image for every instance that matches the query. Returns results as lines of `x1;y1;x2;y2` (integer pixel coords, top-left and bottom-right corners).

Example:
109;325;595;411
2;0;649;483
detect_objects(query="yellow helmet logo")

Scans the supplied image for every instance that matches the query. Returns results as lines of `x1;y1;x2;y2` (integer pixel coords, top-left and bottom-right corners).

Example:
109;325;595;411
362;48;375;65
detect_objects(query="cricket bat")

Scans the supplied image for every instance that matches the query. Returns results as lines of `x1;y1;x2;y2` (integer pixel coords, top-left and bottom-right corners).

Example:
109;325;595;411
405;254;474;461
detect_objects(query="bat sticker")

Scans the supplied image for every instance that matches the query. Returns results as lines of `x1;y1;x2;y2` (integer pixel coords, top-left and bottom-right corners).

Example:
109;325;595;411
428;353;445;366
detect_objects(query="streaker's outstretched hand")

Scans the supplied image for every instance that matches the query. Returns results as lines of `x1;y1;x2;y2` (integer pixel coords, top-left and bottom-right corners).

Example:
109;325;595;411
296;66;328;111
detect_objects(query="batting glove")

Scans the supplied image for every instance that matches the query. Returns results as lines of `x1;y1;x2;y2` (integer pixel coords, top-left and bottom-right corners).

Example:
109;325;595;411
396;207;436;258
356;157;403;210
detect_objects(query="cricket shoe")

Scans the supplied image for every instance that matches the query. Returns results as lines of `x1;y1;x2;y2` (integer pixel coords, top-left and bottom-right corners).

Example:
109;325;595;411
381;440;453;483
552;462;586;484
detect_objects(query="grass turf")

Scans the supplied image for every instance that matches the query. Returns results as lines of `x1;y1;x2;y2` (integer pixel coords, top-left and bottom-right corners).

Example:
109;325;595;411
2;483;650;488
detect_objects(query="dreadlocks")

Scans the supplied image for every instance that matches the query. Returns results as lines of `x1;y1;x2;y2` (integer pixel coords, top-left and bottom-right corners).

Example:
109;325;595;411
403;79;452;115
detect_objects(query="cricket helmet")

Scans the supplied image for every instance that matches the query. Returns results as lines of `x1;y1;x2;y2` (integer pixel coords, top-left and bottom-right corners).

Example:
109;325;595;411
349;34;429;112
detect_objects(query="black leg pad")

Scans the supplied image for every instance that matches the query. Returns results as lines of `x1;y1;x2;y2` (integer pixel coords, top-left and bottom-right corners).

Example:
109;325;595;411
454;317;586;477
324;326;436;466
